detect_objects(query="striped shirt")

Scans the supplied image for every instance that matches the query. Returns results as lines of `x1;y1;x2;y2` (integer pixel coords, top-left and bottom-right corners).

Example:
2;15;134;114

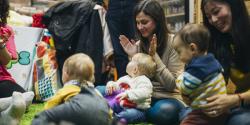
176;53;227;109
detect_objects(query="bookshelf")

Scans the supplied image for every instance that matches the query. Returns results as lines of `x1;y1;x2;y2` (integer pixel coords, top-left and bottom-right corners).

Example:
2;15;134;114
156;0;186;33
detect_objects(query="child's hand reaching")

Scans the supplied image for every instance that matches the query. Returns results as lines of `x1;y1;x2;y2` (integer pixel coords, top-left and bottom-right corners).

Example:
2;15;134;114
106;82;117;95
115;92;128;101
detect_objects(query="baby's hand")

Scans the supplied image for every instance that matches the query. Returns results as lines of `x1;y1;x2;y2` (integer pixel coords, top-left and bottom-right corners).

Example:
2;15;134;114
115;92;128;101
106;83;117;95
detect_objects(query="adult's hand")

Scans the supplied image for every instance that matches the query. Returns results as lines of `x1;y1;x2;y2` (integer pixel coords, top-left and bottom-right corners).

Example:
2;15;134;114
149;34;157;56
0;34;9;45
103;55;114;72
0;27;11;44
182;94;191;106
119;35;139;57
199;94;239;117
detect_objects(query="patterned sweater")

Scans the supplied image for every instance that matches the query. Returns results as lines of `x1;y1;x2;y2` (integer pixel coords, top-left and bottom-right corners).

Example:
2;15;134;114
176;54;227;109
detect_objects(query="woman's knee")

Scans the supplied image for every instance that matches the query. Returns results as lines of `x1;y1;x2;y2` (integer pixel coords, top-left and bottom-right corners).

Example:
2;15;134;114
227;109;250;125
117;109;145;123
147;99;184;125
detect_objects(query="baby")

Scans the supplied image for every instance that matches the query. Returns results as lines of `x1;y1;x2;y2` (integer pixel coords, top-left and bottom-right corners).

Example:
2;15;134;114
173;23;227;125
105;53;156;124
44;53;95;109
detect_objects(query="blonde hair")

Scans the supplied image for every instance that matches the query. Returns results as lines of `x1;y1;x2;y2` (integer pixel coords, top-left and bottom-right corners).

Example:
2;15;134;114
63;53;95;84
132;53;156;78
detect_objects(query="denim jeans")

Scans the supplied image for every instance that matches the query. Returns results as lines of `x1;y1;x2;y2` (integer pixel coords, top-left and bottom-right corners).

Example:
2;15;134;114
179;107;192;121
96;85;106;96
106;0;137;78
146;98;185;125
97;85;185;125
179;106;250;125
96;86;145;123
227;106;250;125
116;108;146;123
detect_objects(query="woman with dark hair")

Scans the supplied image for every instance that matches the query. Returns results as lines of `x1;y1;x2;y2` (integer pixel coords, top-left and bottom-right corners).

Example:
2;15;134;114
120;0;185;124
199;0;250;125
0;0;26;98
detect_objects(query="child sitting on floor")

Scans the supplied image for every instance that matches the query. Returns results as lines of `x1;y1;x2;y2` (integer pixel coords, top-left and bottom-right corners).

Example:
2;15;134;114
173;23;227;125
105;53;156;124
44;53;95;109
33;53;112;125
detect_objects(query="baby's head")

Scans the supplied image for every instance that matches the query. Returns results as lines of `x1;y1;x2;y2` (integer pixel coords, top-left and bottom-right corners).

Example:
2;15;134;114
62;53;95;85
126;53;156;78
173;23;210;64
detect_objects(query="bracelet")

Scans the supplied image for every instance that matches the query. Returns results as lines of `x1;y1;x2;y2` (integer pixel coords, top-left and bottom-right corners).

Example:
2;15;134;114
237;94;244;107
0;43;6;49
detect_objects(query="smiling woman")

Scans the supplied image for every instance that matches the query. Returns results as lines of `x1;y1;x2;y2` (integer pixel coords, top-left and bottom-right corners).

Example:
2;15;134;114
118;0;185;125
203;1;232;33
199;0;250;125
135;12;156;40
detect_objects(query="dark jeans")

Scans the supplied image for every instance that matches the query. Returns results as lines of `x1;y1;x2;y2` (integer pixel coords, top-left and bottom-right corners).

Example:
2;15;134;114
116;107;146;123
227;106;250;125
106;0;137;78
147;98;185;125
96;86;185;125
0;80;25;98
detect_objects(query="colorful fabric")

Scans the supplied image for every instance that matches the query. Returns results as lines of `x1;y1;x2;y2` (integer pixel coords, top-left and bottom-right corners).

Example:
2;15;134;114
33;30;61;101
105;83;137;109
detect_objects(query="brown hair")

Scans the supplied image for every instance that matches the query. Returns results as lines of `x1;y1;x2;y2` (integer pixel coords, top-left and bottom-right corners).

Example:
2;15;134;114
134;0;169;57
0;0;9;26
132;53;156;78
201;0;250;74
63;53;95;84
175;23;210;53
